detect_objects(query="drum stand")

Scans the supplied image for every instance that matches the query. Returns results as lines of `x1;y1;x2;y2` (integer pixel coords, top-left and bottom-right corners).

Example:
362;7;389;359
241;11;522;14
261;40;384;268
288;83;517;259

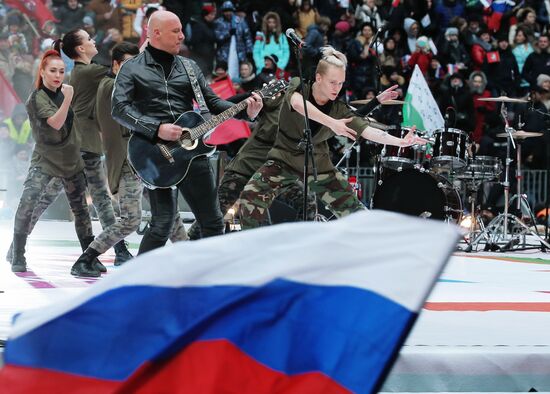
466;106;550;252
335;139;363;198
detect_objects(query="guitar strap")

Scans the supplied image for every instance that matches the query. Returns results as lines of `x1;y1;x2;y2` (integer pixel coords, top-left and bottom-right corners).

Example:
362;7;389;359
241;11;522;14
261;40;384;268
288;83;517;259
181;58;212;121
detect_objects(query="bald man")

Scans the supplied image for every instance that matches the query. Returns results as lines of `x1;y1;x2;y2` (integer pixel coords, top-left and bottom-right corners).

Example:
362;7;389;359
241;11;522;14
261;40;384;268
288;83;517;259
112;11;263;253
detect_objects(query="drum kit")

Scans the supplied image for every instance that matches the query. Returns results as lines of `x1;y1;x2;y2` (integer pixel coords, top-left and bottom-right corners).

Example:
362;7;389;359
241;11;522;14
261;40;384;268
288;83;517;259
345;95;550;252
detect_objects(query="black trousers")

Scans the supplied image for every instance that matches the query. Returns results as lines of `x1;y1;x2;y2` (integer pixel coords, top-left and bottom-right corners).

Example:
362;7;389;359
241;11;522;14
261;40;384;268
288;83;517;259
138;157;224;254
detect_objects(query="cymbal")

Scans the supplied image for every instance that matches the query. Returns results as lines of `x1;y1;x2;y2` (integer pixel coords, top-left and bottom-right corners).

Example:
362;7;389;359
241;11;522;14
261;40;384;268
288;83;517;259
350;99;405;105
477;96;529;103
496;130;543;139
364;117;389;130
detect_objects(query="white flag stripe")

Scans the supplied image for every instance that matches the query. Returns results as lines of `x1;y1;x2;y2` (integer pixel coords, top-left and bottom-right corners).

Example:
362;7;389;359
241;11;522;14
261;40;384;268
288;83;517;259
9;210;459;339
407;65;444;134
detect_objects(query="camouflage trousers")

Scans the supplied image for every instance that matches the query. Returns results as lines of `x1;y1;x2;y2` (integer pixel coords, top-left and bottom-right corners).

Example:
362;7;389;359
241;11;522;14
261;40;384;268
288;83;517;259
14;166;92;241
24;161;188;251
238;160;366;229
87;162;141;253
25;153;116;236
220;170;317;222
188;169;317;238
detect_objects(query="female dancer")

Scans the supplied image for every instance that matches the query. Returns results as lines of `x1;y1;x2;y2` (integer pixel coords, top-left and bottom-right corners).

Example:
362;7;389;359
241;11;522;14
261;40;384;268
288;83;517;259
9;50;98;277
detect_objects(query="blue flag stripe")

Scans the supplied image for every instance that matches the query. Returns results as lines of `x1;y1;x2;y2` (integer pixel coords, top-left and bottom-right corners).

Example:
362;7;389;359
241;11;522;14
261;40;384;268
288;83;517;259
6;279;414;393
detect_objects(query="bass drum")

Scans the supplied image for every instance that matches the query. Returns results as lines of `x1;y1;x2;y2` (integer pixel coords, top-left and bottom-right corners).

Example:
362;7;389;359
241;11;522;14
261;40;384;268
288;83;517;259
371;169;462;223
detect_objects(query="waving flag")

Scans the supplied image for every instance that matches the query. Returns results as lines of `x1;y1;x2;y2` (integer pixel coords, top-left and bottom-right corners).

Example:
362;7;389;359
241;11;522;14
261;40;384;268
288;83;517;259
0;71;21;116
0;211;459;393
402;65;444;137
4;0;58;30
205;77;251;145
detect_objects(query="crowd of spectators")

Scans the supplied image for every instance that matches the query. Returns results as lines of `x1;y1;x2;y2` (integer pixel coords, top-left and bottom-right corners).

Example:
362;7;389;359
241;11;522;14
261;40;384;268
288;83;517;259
2;0;550;211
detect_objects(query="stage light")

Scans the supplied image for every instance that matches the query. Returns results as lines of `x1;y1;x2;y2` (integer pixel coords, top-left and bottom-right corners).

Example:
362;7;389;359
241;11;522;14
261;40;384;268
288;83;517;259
227;208;235;216
460;215;472;229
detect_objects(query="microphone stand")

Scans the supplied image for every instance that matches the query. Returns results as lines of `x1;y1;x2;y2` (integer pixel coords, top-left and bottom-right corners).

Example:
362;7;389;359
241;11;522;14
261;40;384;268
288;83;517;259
292;41;317;221
369;26;384;94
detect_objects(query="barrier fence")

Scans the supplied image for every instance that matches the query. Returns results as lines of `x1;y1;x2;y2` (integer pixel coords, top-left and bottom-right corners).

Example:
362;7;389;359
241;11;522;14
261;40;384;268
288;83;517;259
1;168;549;219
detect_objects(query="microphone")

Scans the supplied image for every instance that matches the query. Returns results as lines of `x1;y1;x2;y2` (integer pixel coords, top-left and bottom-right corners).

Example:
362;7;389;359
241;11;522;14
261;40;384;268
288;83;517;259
286;28;306;48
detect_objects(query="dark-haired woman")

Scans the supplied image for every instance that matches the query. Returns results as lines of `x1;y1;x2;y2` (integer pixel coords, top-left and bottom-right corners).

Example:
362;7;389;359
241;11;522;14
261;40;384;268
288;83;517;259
27;30;133;270
9;50;98;277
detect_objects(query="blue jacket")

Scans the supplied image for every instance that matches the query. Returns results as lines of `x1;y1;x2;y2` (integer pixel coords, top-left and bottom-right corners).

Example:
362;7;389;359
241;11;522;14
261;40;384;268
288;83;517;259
214;15;253;63
253;32;290;71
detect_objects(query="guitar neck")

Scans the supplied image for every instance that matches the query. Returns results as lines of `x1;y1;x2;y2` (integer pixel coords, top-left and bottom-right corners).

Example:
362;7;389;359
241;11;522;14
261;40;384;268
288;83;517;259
189;101;248;140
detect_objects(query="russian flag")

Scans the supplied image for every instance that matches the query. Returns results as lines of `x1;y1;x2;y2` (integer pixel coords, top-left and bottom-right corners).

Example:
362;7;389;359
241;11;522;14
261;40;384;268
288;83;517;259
0;211;459;393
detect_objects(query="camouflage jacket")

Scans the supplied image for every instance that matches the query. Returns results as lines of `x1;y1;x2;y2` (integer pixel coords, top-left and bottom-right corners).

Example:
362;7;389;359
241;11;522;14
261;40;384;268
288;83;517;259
226;94;284;177
268;77;369;174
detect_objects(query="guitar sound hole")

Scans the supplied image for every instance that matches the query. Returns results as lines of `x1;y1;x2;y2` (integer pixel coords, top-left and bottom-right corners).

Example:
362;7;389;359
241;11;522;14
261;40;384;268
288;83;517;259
180;131;198;150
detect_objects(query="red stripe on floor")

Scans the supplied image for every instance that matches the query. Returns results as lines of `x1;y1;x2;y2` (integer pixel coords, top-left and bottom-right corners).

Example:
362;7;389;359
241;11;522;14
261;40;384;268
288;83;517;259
424;302;550;312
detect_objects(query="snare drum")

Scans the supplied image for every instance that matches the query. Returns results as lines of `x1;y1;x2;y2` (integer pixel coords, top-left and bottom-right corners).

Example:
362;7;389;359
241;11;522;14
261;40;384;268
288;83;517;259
380;126;416;170
431;128;469;169
456;155;502;182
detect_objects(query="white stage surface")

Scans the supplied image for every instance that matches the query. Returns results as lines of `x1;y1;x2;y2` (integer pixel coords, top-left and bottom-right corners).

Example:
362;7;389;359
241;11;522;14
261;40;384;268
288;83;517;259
1;219;550;392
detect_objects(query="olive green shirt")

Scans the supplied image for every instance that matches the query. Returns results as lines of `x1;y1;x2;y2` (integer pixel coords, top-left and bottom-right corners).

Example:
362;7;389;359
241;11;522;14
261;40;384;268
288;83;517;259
96;75;130;194
268;77;369;174
70;62;108;154
26;88;84;178
226;94;284;177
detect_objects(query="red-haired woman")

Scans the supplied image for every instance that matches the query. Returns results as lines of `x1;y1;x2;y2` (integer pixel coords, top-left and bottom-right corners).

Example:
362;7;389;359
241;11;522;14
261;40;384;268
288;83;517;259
9;50;98;277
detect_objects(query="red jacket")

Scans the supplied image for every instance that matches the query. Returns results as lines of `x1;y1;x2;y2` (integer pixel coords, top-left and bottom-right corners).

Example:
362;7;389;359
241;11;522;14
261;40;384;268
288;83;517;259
408;51;432;75
472;90;496;143
471;44;487;71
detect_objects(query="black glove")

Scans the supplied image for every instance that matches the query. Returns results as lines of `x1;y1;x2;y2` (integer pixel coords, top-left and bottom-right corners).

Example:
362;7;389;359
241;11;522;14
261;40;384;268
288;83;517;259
229;28;236;35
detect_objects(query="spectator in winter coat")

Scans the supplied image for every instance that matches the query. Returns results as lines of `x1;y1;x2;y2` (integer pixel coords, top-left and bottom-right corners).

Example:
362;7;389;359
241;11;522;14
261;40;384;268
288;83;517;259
294;0;320;38
302;17;331;79
522;34;550;89
439;27;471;72
470;28;493;71
236;60;260;93
435;0;465;29
469;71;495;143
86;0;123;40
484;35;521;96
253;11;290;72
354;0;384;30
214;0;254;78
55;0;87;34
438;73;475;133
186;5;217;75
408;36;433;76
330;20;352;53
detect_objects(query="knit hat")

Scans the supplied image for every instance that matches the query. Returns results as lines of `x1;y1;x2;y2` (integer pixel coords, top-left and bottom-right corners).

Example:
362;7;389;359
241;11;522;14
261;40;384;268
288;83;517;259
445;27;459;36
264;54;279;65
537;74;550;87
83;16;94;27
221;1;235;11
335;21;351;33
202;5;216;15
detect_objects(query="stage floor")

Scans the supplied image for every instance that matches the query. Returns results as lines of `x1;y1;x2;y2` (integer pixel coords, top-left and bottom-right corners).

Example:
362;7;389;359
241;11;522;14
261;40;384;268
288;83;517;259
1;219;550;392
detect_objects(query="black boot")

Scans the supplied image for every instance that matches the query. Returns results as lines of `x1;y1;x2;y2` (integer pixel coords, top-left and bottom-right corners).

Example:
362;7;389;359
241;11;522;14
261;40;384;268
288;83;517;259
187;221;201;240
6;241;13;263
79;235;106;273
11;234;27;273
113;240;133;266
71;248;101;278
